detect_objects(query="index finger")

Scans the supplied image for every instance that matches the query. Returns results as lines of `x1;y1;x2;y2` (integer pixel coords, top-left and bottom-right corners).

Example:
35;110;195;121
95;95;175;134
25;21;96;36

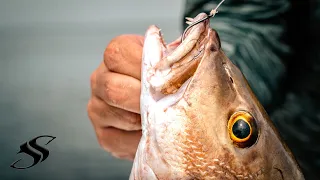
104;34;144;80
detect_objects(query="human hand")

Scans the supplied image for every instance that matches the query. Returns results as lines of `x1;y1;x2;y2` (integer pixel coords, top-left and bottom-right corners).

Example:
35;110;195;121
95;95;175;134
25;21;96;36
87;35;144;161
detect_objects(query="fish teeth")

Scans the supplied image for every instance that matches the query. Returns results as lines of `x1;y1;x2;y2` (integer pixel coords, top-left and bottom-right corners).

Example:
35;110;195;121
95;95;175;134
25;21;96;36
185;17;194;25
185;17;194;21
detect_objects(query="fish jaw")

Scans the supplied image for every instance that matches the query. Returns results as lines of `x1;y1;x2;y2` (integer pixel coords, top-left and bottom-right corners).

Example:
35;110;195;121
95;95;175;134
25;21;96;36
177;32;305;179
129;24;193;179
130;13;210;179
130;13;305;180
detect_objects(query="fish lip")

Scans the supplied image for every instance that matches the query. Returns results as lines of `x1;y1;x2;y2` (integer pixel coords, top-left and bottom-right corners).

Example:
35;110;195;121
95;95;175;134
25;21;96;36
141;13;219;113
144;13;210;61
182;13;210;41
163;12;210;55
144;14;212;94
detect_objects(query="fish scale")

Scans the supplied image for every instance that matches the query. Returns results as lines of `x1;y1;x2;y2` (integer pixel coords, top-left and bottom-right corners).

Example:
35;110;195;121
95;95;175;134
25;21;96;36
130;9;305;180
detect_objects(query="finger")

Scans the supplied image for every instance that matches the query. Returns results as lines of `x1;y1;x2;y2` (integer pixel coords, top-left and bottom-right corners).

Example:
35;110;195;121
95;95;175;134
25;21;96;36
96;127;142;161
90;62;107;92
95;70;141;113
88;96;141;131
104;34;144;80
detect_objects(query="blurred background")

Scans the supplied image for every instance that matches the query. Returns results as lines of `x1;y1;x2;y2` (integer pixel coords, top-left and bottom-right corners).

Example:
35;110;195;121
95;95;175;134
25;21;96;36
0;0;183;179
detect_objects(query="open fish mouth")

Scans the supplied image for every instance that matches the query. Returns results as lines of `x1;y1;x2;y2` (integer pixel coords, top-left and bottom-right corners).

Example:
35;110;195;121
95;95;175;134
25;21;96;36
137;13;245;179
142;13;219;106
133;2;305;178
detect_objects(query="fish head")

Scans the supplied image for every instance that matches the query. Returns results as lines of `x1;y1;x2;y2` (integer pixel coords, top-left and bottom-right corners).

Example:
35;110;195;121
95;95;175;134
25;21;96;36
131;13;304;180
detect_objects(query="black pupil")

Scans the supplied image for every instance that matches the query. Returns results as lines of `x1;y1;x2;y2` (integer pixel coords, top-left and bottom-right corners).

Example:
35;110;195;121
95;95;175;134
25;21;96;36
232;119;250;139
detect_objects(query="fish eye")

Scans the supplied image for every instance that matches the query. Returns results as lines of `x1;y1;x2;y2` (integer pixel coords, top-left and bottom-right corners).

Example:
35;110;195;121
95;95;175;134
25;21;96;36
227;111;258;148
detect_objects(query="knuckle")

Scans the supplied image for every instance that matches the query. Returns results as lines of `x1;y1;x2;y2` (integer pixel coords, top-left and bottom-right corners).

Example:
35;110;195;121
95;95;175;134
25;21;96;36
103;77;128;106
96;128;112;152
90;71;97;90
87;98;103;125
95;126;136;160
104;37;122;71
87;99;95;121
103;77;114;104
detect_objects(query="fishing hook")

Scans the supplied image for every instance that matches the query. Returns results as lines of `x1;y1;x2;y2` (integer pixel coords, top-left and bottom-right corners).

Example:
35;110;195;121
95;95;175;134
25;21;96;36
181;0;225;42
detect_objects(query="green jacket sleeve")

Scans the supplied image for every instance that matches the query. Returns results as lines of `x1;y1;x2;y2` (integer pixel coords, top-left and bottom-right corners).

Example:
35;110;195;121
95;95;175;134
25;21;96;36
183;0;291;107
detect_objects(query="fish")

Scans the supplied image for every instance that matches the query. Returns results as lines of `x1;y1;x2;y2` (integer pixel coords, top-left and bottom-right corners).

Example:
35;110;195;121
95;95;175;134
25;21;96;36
129;11;305;180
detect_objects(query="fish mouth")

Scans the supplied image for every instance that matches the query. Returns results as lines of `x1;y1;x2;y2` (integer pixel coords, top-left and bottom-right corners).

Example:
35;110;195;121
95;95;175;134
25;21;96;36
143;13;218;106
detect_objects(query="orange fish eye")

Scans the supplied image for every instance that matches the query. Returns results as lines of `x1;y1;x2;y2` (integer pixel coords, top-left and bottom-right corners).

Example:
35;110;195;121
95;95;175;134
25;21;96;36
228;111;258;148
